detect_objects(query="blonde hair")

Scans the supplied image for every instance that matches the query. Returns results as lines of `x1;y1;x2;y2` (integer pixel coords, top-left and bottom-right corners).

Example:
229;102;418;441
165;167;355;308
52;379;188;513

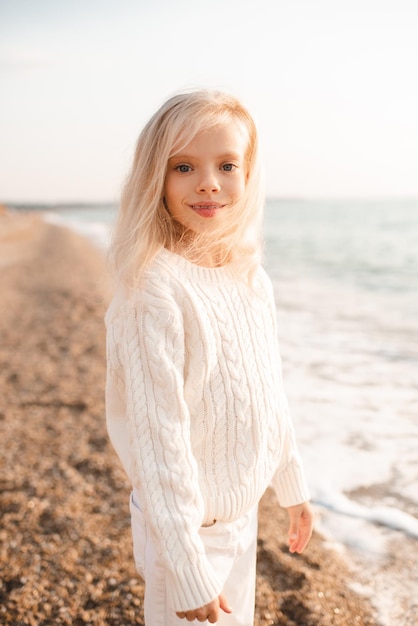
109;89;265;287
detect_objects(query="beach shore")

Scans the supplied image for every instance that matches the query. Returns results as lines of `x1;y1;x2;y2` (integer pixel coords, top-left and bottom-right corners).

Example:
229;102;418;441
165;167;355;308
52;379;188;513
0;209;381;625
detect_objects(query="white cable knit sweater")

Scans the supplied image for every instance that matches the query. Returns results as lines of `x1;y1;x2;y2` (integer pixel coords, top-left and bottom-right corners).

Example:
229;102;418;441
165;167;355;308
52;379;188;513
105;247;310;612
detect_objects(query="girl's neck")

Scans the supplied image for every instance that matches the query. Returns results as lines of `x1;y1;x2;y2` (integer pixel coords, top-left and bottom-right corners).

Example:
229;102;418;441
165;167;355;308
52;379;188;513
169;240;230;268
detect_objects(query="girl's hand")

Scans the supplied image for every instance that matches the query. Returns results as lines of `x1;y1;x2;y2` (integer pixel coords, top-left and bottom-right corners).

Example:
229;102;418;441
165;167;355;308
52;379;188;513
286;501;314;554
176;593;232;622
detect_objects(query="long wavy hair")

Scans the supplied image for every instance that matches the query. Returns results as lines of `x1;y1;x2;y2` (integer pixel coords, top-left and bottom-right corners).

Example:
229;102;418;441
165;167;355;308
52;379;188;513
109;89;265;287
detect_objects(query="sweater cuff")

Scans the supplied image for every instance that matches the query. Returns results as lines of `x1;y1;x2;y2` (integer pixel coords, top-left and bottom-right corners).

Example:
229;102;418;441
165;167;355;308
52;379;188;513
271;458;311;508
166;553;223;613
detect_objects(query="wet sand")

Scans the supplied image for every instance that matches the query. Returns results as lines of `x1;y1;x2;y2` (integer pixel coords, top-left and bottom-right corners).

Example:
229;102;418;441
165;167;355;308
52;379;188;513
0;209;381;625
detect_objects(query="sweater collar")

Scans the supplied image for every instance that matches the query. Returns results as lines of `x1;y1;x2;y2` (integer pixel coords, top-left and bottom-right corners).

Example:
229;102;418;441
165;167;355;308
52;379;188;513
156;247;242;285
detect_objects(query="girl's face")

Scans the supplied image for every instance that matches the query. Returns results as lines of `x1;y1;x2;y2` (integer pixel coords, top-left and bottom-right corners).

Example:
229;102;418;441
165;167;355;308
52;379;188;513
164;121;248;234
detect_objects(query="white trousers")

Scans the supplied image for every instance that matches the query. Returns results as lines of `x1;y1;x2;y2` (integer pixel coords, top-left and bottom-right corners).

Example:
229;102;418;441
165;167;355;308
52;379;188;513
130;491;258;626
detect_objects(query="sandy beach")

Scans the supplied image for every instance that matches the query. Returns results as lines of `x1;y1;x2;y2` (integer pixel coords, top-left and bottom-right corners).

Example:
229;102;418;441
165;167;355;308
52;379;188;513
0;209;381;625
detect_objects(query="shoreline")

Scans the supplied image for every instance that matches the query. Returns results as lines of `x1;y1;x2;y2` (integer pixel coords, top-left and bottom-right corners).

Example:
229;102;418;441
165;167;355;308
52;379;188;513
0;210;381;625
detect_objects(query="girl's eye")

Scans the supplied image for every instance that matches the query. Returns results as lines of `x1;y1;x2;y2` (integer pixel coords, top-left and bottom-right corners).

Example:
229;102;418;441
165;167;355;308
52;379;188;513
175;164;192;173
221;163;236;172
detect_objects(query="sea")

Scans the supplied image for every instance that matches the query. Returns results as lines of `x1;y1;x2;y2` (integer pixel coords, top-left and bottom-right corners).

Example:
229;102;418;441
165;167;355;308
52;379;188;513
18;198;418;624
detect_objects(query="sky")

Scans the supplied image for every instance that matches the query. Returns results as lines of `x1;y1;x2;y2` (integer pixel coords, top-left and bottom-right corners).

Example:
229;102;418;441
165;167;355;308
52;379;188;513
1;0;418;202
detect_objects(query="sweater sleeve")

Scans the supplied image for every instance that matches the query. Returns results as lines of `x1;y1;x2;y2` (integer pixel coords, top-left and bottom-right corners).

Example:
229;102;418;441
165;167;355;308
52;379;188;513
270;390;311;507
260;268;311;508
120;284;222;612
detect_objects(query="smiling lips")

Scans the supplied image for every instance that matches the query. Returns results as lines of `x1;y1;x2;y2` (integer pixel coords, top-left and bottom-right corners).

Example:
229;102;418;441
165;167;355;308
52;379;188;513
189;203;225;218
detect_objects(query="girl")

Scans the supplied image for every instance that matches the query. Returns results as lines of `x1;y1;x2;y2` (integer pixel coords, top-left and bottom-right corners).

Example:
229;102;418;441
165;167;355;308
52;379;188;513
105;90;313;625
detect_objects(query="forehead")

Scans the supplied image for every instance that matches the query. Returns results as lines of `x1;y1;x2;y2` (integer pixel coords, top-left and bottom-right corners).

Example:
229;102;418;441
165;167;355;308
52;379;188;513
170;121;249;159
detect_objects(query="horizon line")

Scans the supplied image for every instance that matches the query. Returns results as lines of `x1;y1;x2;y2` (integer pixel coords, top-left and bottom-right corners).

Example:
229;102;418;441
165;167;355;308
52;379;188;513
2;195;418;208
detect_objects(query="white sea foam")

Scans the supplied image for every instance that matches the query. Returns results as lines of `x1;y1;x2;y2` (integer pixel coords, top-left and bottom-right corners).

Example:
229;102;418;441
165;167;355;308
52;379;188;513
315;489;418;538
42;207;114;249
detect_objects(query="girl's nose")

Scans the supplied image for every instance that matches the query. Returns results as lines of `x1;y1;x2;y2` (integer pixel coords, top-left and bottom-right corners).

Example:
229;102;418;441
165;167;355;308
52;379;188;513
197;170;221;193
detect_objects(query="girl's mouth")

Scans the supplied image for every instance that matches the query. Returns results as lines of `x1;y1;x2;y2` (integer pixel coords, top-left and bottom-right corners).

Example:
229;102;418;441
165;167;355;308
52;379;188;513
190;204;224;218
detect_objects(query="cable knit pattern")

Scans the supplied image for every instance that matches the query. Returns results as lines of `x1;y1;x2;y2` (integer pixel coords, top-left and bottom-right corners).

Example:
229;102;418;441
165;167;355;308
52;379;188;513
105;247;310;612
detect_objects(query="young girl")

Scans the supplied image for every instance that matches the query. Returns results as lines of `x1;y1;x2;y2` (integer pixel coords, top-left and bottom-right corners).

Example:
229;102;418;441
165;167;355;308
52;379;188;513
105;90;313;625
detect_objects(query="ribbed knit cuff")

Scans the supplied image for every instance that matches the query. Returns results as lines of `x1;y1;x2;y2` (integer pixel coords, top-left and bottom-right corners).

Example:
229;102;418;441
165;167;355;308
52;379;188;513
271;458;311;508
166;554;222;613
